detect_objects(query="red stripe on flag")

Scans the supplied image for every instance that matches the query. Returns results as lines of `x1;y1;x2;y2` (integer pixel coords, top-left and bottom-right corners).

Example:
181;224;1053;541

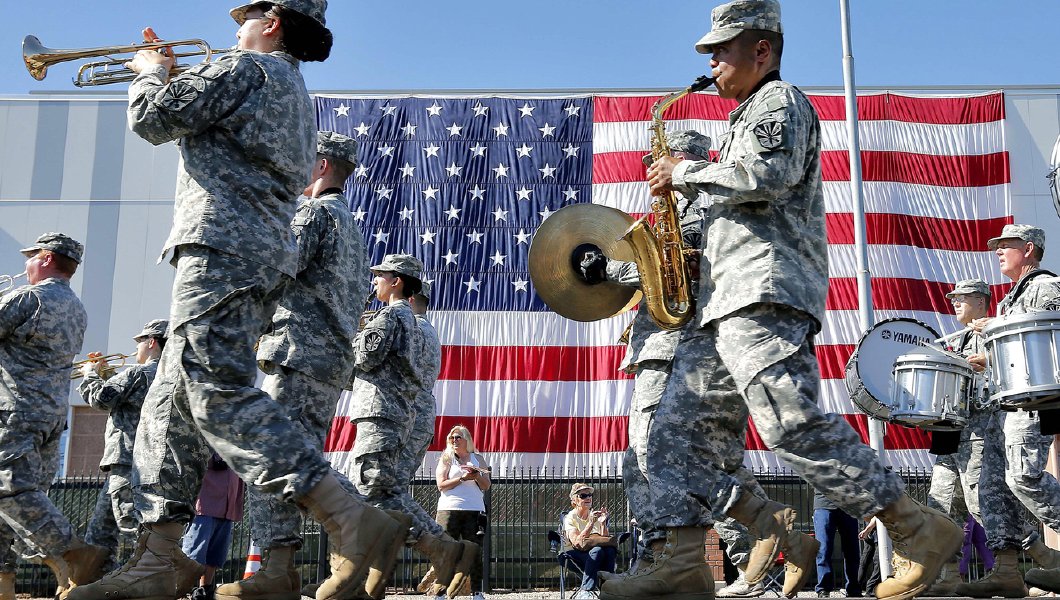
440;345;633;382
825;213;1014;252
592;93;1003;124
826;278;1011;313
745;414;930;450
592;150;1010;188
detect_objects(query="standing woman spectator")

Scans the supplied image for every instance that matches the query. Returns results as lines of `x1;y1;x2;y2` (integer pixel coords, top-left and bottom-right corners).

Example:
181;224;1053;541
563;483;618;599
435;425;491;600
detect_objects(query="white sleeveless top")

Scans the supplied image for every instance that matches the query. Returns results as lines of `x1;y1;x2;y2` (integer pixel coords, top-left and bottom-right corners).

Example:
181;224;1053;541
437;453;486;512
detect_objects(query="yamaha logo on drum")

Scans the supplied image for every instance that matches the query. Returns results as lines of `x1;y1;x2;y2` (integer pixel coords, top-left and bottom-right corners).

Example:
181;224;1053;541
881;329;931;346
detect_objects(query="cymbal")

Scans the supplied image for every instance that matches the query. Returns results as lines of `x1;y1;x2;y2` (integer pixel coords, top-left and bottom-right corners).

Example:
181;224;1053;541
528;204;642;322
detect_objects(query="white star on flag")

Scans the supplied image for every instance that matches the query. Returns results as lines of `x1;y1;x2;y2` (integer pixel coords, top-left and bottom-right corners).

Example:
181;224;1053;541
399;163;416;178
378;144;395;158
511;278;529;291
470;144;487;157
351;208;366;222
513;230;531;245
399;206;415;221
442;249;460;264
563;186;579;201
518;103;535;117
516;144;533;158
463;276;481;293
490;251;507;266
472;103;488;117
468;185;486;200
492;208;509;222
426;103;443;116
372;230;390;244
493;123;510;137
539;207;554;220
539;163;557;179
564;104;581;117
423;144;441;158
334;104;350;117
380;104;397;117
446;123;464;137
493;163;510;178
446;163;464;177
562;144;580;158
422;186;439;200
515;187;533;201
376;186;394;200
539;123;556;137
466;230;484;244
445;206;462;221
354;122;370;137
401;122;418;137
354;165;369;179
419;229;437;245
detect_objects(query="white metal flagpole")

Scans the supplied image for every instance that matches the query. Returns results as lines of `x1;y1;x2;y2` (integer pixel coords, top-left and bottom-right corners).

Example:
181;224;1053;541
839;0;893;578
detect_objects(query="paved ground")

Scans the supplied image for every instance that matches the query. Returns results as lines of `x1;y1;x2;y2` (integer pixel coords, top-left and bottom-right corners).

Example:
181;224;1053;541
22;593;1056;599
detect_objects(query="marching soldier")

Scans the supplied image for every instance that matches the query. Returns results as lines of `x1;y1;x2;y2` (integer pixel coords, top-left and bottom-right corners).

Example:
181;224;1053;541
78;319;168;574
957;225;1060;596
71;4;407;600
350;254;478;597
217;130;375;600
604;2;962;599
0;233;106;599
395;281;442;488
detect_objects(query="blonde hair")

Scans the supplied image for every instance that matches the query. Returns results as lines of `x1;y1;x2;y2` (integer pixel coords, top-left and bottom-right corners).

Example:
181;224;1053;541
441;424;478;464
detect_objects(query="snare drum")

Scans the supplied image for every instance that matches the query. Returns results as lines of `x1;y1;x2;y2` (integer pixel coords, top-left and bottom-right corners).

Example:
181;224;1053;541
983;310;1060;410
845;318;941;420
890;351;973;431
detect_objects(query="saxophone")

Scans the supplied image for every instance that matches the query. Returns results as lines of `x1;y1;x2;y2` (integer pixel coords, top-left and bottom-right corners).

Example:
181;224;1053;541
621;75;714;330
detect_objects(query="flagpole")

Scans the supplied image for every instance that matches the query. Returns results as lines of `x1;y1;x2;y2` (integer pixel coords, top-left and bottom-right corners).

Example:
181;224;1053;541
839;0;893;578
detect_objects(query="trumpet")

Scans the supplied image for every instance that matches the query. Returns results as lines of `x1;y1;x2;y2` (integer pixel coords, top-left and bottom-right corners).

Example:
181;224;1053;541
23;35;230;87
71;352;133;380
0;272;26;294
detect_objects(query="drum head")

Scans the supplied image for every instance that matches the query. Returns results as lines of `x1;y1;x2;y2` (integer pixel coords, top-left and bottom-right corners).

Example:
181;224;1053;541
846;318;940;420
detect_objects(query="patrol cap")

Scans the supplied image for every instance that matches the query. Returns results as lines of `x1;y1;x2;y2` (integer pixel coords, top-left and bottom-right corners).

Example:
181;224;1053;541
945;279;990;299
370;254;423;280
133;319;169;342
415;280;432;301
695;0;783;55
317;131;358;167
20;232;84;264
569;483;594;498
230;0;327;28
669;130;713;160
986;224;1046;252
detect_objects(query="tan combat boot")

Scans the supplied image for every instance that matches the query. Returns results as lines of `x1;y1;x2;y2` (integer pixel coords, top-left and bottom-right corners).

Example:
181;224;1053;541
955;549;1028;598
873;494;963;600
445;541;480;598
173;549;206;597
0;572;14;600
412;533;470;588
1025;537;1060;594
44;539;109;599
362;510;413;600
599;542;657;585
923;558;961;596
598;527;714;600
297;472;405;600
215;546;300;600
726;493;797;584
780;530;819;598
66;522;185;600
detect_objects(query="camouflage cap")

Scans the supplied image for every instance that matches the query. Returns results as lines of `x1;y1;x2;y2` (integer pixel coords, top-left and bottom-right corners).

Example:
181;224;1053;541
230;0;327;28
20;232;84;264
569;483;594;498
669;130;713;160
416;280;433;301
986;224;1046;252
370;254;423;280
695;0;783;55
133;319;169;342
317;131;358;167
945;279;990;299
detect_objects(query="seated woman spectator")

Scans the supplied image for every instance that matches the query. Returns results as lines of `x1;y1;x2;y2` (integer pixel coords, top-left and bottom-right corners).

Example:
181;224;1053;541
435;425;491;600
562;483;617;599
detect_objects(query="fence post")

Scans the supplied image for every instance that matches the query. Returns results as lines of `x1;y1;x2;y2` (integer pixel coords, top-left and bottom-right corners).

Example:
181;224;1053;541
316;531;329;583
482;485;491;593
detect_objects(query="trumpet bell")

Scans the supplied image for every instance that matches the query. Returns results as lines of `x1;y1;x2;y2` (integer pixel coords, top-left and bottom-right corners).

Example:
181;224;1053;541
528;204;642;322
22;35;50;81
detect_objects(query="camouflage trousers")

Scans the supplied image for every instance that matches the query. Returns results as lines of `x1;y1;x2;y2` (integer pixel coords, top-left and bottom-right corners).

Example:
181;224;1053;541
974;408;1033;551
0;410;74;562
351;416;445;539
84;468;137;566
133;246;331;524
648;304;904;525
1000;410;1060;533
395;396;435;487
248;367;364;549
625;361;754;563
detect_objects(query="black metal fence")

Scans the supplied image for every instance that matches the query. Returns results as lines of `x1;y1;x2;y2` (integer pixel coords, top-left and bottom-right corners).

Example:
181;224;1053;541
13;466;1009;596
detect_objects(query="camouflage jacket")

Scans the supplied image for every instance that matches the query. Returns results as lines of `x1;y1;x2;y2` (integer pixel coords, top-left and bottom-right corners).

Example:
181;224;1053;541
412;314;442;423
257;192;369;387
0;278;87;416
605;196;704;370
997;269;1060;316
77;359;158;469
128;50;315;276
348;300;424;423
671;74;828;331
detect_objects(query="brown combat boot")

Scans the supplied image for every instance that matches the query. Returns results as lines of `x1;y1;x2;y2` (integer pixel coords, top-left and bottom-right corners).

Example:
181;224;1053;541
297;472;405;600
781;530;819;598
726;493;797;584
956;549;1028;598
362;510;413;599
215;546;300;600
44;539;109;599
173;549;205;597
412;533;469;588
873;494;963;600
598;527;714;600
66;522;185;600
0;572;14;600
445;541;480;598
1025;536;1060;593
923;558;961;596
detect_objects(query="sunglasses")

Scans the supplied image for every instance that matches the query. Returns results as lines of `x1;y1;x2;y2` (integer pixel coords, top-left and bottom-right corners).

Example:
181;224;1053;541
449;435;463;441
578;493;593;499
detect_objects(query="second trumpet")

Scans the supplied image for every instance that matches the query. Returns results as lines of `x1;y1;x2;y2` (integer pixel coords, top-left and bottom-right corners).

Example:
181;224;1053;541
71;352;133;380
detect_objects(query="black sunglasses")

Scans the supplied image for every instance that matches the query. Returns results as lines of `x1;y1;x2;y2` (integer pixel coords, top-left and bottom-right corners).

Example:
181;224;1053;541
578;493;593;499
449;435;463;441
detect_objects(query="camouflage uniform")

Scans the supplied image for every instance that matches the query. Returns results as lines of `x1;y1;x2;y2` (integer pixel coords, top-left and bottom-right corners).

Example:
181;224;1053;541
394;310;442;486
126;48;334;525
249;184;370;549
0;234;87;565
648;72;905;527
78;336;162;564
349;294;441;538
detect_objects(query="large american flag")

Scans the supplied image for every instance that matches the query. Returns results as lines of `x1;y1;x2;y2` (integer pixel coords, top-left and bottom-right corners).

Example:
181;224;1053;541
317;90;1010;476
